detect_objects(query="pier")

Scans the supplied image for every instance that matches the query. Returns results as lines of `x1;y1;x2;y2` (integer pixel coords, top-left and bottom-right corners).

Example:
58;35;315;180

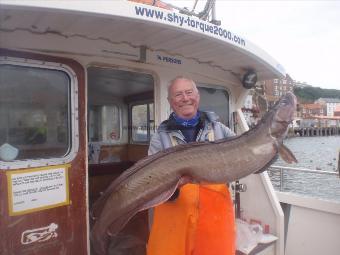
292;127;340;137
290;115;340;137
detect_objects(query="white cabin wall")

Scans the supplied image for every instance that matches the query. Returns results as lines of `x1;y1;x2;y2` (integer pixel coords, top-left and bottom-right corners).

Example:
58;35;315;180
237;110;284;255
239;174;285;255
285;205;340;255
278;193;340;255
0;33;244;126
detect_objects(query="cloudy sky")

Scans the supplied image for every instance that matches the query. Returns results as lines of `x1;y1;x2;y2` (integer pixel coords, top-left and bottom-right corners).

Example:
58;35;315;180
166;0;340;90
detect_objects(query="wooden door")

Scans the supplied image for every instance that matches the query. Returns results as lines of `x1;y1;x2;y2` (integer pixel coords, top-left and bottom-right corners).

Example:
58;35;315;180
0;49;88;255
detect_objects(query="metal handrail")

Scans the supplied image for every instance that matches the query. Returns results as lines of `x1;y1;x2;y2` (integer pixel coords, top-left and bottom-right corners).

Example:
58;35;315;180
268;165;338;192
269;165;338;176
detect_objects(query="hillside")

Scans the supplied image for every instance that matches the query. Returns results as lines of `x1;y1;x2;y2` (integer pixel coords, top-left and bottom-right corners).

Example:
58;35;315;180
294;86;340;103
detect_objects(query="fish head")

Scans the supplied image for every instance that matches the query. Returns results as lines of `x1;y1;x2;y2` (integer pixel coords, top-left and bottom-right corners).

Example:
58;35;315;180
270;92;297;139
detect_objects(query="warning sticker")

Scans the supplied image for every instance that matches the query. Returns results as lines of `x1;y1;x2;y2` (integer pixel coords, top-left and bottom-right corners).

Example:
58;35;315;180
7;165;70;216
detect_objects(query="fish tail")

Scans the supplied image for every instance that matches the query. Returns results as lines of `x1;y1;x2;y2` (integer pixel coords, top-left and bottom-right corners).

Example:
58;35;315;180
278;144;298;164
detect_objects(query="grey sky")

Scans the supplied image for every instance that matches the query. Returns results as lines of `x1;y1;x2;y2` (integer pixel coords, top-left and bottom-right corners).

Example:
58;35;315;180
166;0;340;90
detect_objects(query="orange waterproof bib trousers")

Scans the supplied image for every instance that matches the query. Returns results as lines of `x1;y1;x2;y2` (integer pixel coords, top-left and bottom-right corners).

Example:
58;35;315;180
147;184;235;255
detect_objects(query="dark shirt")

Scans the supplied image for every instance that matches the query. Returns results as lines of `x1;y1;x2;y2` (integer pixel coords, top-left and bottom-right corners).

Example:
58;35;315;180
162;112;213;201
166;113;203;201
167;114;202;143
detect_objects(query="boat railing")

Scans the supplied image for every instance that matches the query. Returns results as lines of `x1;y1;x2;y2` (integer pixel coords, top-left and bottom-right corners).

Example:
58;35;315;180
267;165;339;202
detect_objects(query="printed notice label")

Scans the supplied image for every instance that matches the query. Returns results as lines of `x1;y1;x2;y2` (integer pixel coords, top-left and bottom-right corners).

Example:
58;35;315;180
7;165;70;215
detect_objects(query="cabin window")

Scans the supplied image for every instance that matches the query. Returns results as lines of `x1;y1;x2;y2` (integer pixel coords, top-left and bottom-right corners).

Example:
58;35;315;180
87;66;154;164
0;64;71;161
131;102;155;143
197;86;230;126
89;105;121;142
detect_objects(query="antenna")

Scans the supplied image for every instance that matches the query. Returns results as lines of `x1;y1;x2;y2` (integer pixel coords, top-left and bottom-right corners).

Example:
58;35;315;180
166;0;221;25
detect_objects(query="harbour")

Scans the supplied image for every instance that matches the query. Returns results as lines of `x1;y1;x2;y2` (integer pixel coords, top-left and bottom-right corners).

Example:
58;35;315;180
268;136;340;202
292;126;340;137
1;1;340;254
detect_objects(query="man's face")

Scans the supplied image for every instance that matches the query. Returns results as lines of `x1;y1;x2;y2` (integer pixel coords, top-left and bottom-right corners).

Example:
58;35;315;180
168;78;200;119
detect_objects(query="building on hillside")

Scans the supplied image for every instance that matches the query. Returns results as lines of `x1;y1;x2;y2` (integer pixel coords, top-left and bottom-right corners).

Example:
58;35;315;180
299;103;326;118
334;105;340;117
314;98;340;116
259;74;294;107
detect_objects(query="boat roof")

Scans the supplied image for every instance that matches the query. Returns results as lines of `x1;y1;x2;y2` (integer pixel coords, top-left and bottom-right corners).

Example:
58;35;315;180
0;0;285;81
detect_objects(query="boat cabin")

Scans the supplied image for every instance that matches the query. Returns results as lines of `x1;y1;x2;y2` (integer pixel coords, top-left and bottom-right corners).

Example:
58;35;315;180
3;1;334;255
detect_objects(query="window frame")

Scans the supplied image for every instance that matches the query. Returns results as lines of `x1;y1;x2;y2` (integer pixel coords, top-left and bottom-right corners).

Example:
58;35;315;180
129;100;154;144
88;104;122;144
197;83;232;128
0;56;79;170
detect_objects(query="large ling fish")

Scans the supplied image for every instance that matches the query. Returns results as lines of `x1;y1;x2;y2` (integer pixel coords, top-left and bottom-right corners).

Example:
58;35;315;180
91;92;297;254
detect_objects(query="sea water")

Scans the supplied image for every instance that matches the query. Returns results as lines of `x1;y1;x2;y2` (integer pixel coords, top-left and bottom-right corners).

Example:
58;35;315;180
277;136;340;171
268;136;340;202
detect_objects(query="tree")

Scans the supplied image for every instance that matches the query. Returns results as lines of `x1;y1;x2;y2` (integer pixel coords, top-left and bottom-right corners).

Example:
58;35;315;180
294;86;340;103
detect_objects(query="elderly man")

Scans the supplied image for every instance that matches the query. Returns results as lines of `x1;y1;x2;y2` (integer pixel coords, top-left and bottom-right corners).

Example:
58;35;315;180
147;76;236;255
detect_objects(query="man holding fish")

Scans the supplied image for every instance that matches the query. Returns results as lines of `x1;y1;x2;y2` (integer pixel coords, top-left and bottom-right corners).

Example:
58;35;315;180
90;76;297;255
147;76;236;255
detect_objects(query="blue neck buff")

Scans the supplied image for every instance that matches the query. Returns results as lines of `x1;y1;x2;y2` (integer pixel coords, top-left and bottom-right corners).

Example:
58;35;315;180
172;111;200;127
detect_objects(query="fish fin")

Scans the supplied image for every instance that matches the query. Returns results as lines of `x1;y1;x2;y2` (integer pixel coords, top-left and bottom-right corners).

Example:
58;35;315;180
91;153;197;219
91;158;163;219
106;208;139;237
91;166;149;219
140;179;184;210
106;180;182;236
279;144;298;164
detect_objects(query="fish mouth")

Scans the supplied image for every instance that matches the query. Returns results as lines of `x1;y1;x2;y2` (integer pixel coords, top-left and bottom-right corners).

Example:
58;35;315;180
276;92;297;122
270;92;297;137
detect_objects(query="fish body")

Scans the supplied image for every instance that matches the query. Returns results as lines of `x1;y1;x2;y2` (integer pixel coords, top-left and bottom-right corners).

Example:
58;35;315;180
91;92;297;254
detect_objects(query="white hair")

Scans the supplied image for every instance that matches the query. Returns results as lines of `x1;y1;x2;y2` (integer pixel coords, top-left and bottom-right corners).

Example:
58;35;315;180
167;75;198;98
